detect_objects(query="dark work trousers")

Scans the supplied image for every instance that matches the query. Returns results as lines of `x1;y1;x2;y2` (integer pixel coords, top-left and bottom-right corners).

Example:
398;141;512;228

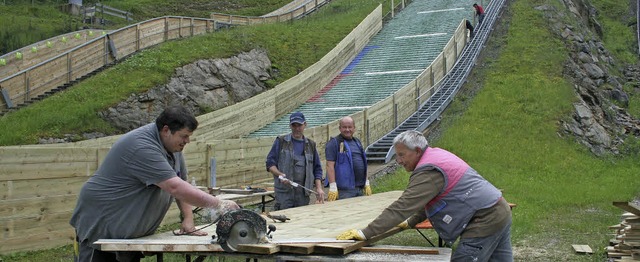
78;238;143;262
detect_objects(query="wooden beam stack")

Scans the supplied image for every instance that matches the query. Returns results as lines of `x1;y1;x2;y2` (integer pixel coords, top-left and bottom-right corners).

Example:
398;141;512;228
607;202;640;261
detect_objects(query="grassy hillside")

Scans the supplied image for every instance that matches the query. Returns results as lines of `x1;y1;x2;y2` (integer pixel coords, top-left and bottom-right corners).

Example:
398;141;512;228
376;0;640;260
0;3;77;54
0;0;292;54
0;0;385;145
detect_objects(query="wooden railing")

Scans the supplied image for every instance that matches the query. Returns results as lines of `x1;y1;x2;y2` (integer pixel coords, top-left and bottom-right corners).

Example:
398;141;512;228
0;16;217;111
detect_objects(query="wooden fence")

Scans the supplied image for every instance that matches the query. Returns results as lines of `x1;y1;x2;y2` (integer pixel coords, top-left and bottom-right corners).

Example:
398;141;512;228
0;29;105;89
0;3;469;255
0;16;217;111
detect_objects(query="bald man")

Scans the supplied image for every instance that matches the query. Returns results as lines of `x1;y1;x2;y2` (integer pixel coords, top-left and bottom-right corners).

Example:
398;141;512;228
324;116;371;201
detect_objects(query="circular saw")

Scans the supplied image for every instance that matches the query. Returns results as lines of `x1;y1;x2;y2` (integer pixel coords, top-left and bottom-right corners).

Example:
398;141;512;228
215;209;268;252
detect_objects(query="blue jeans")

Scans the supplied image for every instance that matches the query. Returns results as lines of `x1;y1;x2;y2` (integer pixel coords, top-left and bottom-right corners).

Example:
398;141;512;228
339;187;363;200
451;219;513;262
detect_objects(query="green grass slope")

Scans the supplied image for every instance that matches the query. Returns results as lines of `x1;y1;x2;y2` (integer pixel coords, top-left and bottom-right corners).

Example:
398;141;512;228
376;0;640;260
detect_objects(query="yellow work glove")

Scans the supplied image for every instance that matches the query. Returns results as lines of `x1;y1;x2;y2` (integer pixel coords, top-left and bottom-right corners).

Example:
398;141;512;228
327;182;338;201
336;229;366;241
397;219;410;229
364;179;372;196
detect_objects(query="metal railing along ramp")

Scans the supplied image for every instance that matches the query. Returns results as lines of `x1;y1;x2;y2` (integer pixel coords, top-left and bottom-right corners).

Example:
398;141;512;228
247;0;477;140
365;0;508;163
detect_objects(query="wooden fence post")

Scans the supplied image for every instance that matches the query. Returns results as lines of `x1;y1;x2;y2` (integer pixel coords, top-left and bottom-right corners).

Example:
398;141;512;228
135;24;140;51
391;0;395;18
164;17;169;42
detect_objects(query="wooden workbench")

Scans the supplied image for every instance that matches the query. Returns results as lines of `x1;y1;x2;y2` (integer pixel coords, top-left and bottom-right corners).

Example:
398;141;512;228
96;191;448;259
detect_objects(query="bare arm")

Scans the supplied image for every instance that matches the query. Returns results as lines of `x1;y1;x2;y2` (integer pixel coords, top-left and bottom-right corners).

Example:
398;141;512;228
268;166;291;185
325;160;336;183
157;176;221;208
268;166;282;178
175;197;208;235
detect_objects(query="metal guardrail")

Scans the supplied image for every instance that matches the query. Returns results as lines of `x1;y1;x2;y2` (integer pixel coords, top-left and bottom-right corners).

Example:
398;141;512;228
365;0;508;163
210;0;331;25
83;3;135;22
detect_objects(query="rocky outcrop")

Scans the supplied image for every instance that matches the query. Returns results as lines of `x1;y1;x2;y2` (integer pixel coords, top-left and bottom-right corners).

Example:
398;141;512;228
539;0;640;156
99;48;272;132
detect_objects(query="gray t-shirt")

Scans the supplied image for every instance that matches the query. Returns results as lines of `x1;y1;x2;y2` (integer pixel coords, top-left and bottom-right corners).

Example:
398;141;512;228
70;123;187;247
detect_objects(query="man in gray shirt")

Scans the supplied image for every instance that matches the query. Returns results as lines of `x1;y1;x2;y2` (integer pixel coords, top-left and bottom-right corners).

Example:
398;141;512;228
70;105;239;261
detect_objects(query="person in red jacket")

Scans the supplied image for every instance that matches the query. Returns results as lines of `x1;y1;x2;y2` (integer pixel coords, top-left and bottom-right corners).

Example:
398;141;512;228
473;3;485;25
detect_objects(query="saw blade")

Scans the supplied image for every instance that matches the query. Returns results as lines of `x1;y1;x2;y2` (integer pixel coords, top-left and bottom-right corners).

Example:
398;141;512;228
221;221;263;252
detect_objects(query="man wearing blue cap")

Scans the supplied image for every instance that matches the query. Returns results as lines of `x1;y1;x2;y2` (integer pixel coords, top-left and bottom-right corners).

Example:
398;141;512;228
266;112;325;210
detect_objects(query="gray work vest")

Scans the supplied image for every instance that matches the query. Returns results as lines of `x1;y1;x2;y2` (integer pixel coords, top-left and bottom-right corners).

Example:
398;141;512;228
417;147;502;244
273;134;317;196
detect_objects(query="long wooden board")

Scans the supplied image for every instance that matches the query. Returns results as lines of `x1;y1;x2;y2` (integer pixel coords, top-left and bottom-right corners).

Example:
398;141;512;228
614;202;640;216
359;246;439;255
96;191;410;256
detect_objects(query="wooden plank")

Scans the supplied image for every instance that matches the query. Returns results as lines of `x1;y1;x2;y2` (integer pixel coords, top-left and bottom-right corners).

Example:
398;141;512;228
0;177;86;200
614;202;640;216
1;161;96;180
236;243;279;254
572;244;593;254
0;147;98;165
276;246;450;262
313;227;404;255
359;246;439;255
310;242;355;255
0;195;77;218
271;238;354;244
277;243;315;254
610;224;625;230
97;238;224;252
0;229;74;253
97;191;404;255
5;218;73;240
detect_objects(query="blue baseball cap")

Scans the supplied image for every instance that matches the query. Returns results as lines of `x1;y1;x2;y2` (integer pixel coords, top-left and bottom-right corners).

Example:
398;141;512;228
290;112;306;124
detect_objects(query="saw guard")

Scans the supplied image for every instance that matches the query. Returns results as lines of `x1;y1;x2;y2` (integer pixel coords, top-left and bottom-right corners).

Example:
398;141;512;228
216;209;267;252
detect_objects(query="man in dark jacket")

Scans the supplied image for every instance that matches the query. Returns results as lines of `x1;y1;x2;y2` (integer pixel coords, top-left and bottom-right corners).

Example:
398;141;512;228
266;111;325;210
